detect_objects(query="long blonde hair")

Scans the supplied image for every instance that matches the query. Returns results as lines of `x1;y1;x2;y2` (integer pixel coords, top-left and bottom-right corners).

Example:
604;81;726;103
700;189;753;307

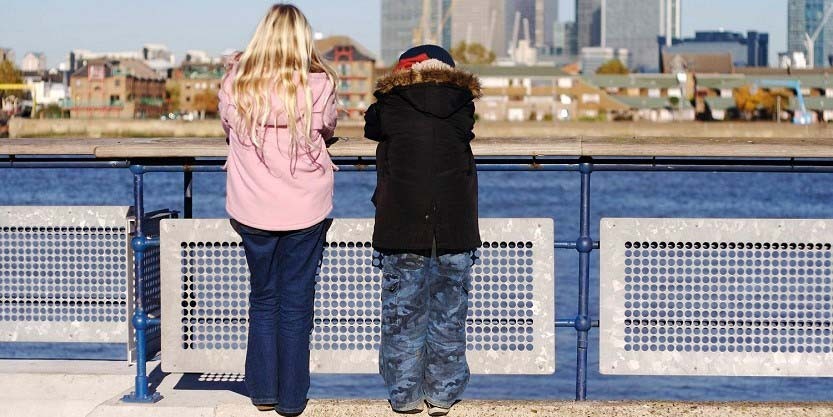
232;4;337;162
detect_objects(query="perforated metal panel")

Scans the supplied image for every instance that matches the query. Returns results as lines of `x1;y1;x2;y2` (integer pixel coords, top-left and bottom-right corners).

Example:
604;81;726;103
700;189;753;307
600;218;833;377
0;206;171;361
0;207;132;349
160;218;554;374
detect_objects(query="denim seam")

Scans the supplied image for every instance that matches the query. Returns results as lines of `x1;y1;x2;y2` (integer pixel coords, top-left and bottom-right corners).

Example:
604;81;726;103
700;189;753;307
276;404;307;414
250;397;279;405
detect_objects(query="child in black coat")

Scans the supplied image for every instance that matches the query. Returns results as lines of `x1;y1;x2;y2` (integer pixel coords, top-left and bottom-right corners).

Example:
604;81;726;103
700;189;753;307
364;45;482;416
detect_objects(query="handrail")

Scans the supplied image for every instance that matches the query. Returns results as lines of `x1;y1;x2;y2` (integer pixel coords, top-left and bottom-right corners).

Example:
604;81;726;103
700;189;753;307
6;136;833;159
4;137;833;402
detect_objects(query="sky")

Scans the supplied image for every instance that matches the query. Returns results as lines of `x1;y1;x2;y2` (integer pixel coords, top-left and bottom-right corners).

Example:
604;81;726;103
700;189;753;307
1;0;788;68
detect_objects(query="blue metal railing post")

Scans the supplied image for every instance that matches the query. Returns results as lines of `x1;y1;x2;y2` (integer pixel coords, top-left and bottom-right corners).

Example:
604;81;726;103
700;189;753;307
122;164;163;403
574;157;594;400
184;168;193;219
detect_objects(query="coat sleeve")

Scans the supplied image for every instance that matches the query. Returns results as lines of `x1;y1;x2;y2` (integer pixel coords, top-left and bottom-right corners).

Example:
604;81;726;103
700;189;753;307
364;102;383;142
217;71;236;141
320;85;338;141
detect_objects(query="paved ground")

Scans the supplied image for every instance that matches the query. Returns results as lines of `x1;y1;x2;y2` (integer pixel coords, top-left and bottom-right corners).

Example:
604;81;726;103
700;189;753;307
4;360;833;417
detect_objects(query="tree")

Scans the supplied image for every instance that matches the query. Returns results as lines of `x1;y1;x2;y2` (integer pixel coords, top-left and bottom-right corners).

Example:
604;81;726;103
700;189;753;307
193;89;219;119
450;42;496;65
734;86;791;120
595;59;630;75
0;60;22;85
0;60;23;105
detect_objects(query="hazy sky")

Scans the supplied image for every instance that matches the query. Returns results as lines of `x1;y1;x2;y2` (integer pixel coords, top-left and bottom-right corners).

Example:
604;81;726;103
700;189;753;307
1;0;788;68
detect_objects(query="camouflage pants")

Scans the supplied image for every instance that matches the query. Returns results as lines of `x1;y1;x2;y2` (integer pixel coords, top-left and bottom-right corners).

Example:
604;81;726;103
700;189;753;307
379;251;473;410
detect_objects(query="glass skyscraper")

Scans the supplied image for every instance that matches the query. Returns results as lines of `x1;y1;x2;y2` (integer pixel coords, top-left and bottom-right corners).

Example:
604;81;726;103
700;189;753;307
576;0;602;50
788;0;833;68
601;0;681;72
381;0;452;66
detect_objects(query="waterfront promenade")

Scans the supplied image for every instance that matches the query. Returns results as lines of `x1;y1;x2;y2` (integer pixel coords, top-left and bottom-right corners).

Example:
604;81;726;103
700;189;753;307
4;130;833;416
4;359;833;417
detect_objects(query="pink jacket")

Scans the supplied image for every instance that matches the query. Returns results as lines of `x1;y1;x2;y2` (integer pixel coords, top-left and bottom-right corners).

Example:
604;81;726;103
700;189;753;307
219;67;338;231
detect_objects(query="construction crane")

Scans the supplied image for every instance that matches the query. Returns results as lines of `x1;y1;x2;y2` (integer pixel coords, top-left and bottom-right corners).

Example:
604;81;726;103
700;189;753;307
755;79;812;125
510;11;521;58
412;0;456;46
804;2;833;69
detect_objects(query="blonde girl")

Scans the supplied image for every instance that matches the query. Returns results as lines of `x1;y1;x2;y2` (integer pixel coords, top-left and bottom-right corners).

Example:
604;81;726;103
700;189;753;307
218;4;338;415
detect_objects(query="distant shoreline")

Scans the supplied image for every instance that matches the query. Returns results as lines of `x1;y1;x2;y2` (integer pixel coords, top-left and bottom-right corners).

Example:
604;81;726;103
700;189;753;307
8;118;833;139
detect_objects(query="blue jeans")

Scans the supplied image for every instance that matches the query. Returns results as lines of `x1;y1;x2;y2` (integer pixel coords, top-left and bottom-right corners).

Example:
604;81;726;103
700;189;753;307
231;219;327;415
379;250;473;410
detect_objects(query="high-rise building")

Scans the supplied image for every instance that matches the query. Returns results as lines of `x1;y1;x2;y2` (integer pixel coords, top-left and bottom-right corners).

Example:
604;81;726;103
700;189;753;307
601;0;681;72
788;0;833;68
451;0;507;57
381;0;452;66
538;0;559;53
576;0;602;50
554;21;578;56
506;0;536;48
385;0;557;63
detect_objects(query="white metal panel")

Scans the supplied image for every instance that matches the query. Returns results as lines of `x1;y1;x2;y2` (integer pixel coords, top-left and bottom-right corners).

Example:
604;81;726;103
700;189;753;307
601;218;833;377
0;207;132;345
160;218;555;374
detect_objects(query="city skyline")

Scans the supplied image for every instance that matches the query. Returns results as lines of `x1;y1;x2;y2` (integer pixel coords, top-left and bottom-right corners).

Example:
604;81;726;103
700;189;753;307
2;0;791;68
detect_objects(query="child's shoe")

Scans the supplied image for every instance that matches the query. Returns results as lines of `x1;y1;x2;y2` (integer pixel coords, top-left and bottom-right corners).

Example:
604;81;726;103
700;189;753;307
425;401;450;416
389;400;424;414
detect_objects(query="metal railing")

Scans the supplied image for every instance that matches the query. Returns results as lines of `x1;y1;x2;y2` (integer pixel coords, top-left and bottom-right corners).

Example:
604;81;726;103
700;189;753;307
4;147;833;402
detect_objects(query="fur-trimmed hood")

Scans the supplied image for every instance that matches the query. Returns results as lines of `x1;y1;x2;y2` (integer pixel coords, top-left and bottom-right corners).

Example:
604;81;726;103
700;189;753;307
374;67;482;99
373;66;481;118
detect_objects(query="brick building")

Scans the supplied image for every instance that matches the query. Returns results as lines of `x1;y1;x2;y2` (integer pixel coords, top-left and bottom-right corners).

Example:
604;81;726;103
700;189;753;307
316;36;376;120
69;59;165;119
168;62;224;118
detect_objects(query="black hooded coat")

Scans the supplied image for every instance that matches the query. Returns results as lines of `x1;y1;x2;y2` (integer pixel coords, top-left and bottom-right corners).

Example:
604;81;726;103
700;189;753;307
364;66;482;252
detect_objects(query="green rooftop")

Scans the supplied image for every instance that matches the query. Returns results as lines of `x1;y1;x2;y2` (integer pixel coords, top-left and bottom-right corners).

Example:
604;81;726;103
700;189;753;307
796;96;833;111
613;96;693;109
462;65;567;77
696;75;748;89
584;74;680;89
704;96;737;111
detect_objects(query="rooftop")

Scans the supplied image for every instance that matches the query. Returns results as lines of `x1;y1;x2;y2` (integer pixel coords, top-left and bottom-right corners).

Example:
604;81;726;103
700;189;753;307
71;59;164;81
316;35;377;62
463;65;567;77
584;74;680;89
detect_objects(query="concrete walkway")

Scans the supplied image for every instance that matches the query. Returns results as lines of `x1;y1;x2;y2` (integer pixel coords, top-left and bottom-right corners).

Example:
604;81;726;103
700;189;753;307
4;360;833;417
